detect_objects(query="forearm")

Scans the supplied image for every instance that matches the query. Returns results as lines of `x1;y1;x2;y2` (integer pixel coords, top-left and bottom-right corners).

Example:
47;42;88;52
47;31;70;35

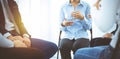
59;19;67;31
80;18;92;30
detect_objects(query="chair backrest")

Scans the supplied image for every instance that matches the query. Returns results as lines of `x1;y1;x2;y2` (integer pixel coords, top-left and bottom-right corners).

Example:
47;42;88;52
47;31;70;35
58;30;62;48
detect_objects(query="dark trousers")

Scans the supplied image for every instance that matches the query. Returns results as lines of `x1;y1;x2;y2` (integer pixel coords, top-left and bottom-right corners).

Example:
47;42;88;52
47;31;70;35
60;38;89;59
31;38;58;59
90;37;112;47
0;38;58;59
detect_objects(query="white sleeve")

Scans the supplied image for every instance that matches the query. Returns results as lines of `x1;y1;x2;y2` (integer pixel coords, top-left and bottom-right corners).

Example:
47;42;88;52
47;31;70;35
3;32;12;38
0;33;14;48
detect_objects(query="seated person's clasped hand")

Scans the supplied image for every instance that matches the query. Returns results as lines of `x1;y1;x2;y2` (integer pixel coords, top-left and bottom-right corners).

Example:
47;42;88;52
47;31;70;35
8;35;31;48
13;40;27;48
23;37;31;47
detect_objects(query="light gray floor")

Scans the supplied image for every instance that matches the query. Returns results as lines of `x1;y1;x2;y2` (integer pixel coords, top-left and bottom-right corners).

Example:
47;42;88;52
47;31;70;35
50;52;61;59
50;51;73;59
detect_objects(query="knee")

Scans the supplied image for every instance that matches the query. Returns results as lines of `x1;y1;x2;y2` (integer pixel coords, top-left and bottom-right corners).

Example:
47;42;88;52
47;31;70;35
44;42;58;59
74;49;82;59
45;41;58;55
72;47;78;54
59;40;71;51
72;45;83;53
59;43;69;51
49;42;58;51
74;48;87;59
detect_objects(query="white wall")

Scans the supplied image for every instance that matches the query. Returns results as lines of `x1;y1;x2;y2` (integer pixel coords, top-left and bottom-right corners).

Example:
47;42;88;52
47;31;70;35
16;0;119;44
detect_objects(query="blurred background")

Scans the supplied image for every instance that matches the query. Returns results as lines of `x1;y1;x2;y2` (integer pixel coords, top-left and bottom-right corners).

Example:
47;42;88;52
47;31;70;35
15;0;118;42
15;0;119;58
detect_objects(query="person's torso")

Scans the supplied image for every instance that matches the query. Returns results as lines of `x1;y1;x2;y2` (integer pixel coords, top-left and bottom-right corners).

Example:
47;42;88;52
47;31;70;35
61;1;89;39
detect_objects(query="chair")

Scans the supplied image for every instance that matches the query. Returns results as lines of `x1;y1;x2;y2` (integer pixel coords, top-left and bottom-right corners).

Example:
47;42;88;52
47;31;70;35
57;31;62;59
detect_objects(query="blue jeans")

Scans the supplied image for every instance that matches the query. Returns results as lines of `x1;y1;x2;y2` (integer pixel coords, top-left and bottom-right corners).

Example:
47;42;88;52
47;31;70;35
74;46;113;59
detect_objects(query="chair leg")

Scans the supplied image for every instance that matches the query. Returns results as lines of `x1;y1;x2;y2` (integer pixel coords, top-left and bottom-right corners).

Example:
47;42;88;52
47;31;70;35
57;49;60;59
57;31;62;59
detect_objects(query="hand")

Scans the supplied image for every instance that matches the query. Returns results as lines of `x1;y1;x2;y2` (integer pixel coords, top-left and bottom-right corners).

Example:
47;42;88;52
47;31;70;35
8;35;24;41
7;35;16;41
13;36;24;41
62;19;74;26
13;40;27;48
94;0;101;10
103;33;112;38
71;11;84;20
23;37;31;47
8;35;31;47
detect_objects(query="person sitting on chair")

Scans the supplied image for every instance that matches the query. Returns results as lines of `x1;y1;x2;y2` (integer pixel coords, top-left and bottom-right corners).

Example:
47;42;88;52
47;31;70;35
0;0;58;59
59;0;92;59
74;0;120;59
74;22;120;59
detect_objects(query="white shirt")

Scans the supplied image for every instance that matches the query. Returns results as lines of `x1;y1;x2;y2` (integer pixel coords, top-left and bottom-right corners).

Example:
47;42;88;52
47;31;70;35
88;0;118;38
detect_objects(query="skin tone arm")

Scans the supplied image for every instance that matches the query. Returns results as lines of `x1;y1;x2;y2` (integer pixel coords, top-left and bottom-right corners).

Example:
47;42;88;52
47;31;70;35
103;33;112;39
